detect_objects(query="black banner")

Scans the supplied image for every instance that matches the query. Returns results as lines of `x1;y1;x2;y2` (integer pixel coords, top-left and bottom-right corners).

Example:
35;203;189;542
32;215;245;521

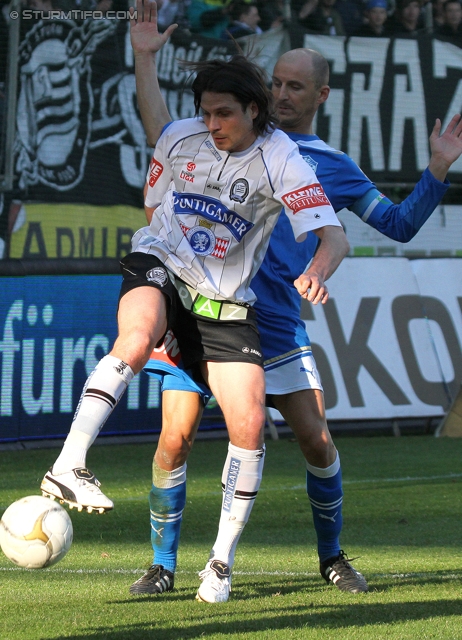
289;30;462;184
13;23;462;210
14;20;235;208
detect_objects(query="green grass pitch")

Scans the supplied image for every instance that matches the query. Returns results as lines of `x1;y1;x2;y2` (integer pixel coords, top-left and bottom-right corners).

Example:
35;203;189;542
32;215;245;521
1;434;461;639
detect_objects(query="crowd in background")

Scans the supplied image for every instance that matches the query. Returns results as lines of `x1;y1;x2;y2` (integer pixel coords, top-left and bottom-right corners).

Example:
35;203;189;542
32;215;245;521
1;0;462;39
156;0;462;39
158;0;461;39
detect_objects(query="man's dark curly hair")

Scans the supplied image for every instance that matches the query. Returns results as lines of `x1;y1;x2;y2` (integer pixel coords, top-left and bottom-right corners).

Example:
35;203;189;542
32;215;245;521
185;55;278;136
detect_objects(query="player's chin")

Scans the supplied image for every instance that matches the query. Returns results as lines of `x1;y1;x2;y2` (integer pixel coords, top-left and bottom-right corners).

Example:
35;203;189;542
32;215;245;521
276;108;293;120
213;138;228;149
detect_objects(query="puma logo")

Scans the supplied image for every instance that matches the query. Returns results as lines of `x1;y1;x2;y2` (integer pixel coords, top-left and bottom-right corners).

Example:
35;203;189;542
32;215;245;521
319;512;338;523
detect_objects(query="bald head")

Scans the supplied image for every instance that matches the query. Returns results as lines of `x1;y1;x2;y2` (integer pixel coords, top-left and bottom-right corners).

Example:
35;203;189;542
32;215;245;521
275;49;329;90
271;48;330;134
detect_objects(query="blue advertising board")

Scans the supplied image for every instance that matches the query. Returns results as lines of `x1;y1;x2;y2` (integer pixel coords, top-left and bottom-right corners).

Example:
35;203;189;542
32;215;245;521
0;274;223;442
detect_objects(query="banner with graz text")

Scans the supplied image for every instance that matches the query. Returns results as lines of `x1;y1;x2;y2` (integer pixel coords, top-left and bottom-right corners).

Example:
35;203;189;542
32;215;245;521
286;32;462;183
12;23;462;208
6;24;462;262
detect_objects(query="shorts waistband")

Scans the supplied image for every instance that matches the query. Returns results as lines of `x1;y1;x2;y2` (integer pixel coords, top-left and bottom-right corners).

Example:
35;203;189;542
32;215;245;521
174;278;250;321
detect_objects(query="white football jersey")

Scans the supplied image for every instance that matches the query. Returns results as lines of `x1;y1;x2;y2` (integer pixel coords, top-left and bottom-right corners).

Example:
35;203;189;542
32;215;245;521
135;119;340;303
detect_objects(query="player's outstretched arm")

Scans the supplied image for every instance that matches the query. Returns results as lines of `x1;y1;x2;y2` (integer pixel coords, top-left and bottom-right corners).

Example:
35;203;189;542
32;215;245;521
294;225;349;304
427;114;462;182
361;113;462;243
130;0;177;147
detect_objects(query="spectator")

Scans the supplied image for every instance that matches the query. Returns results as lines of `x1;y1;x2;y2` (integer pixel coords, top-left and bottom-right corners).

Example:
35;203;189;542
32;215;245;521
386;0;425;34
95;0;114;15
188;0;233;38
27;0;59;9
435;0;462;34
222;1;262;37
157;1;191;30
256;0;285;30
355;0;390;35
334;0;365;35
421;0;434;29
432;0;446;27
298;0;346;34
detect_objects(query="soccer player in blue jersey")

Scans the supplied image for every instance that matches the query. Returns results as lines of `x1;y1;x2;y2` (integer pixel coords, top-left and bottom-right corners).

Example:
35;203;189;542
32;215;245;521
129;43;462;601
128;45;462;600
248;47;462;595
41;5;462;602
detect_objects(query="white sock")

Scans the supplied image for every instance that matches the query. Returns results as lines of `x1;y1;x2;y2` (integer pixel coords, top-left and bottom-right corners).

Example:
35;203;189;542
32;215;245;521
52;355;134;474
210;443;265;568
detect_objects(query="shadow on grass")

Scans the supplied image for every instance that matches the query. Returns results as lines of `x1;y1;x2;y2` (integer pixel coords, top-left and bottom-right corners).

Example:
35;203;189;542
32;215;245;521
47;571;462;639
95;570;462;604
46;597;462;640
110;575;327;604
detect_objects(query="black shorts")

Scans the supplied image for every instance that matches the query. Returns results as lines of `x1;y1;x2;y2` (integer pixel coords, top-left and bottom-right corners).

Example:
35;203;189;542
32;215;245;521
119;252;264;369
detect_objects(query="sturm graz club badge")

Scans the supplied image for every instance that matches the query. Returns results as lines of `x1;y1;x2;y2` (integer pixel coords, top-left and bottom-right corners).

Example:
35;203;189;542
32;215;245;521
146;267;168;286
229;178;249;203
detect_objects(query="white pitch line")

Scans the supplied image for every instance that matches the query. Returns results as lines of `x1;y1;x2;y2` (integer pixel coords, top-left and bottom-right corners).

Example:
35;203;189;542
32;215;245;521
342;472;462;485
114;472;462;501
1;473;460;511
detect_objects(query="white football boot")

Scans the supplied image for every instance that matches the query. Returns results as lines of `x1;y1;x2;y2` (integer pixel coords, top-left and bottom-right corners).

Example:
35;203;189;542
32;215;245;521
196;559;232;603
41;467;114;514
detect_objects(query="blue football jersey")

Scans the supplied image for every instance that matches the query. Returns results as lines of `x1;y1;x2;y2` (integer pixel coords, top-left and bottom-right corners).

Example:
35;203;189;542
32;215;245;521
253;133;450;362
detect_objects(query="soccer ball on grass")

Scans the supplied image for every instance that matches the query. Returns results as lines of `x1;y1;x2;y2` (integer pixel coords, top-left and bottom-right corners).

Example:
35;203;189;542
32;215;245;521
0;495;73;569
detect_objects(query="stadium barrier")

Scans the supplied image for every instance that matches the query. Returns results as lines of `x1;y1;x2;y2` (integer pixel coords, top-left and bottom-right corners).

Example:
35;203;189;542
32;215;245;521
1;256;461;443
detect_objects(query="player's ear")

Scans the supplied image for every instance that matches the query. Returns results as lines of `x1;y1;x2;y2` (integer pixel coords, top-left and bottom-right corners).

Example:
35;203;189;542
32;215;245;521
248;100;259;120
318;85;330;106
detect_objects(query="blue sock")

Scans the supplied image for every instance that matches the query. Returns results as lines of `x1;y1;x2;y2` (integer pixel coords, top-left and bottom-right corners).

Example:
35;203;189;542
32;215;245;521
149;462;186;573
306;453;343;563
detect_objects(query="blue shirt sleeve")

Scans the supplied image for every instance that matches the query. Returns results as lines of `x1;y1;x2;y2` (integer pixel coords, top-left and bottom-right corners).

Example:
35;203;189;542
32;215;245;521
349;168;449;242
307;148;450;243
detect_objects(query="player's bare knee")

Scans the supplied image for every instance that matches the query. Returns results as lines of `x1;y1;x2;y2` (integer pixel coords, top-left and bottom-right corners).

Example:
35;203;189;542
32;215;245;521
226;407;265;449
158;431;191;465
233;405;265;433
116;329;159;370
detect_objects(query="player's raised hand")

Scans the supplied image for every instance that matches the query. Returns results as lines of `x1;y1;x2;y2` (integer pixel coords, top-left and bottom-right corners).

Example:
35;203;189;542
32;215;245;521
294;272;329;304
428;114;462;181
130;0;178;56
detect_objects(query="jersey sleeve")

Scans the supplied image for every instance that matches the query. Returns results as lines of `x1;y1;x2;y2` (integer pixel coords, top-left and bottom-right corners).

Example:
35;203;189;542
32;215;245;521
272;147;342;242
349;167;449;242
144;121;182;209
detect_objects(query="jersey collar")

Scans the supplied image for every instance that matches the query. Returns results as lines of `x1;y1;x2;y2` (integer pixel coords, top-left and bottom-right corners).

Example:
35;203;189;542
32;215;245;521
284;132;319;144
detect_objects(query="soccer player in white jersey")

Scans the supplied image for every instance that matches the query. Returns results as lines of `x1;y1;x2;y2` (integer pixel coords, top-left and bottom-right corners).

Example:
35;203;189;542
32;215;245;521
40;0;349;603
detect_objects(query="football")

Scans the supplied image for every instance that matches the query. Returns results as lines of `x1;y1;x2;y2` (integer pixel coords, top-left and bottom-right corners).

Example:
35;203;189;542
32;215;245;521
0;495;73;569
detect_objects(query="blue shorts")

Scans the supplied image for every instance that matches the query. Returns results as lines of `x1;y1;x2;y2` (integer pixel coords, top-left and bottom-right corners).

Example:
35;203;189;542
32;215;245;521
143;330;212;406
145;359;211;401
257;308;311;363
